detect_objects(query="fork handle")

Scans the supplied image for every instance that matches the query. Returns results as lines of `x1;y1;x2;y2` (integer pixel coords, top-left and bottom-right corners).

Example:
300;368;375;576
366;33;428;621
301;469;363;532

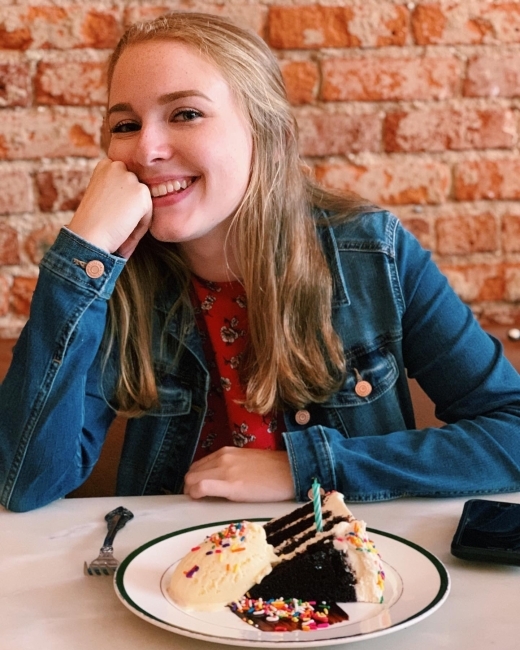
102;506;134;550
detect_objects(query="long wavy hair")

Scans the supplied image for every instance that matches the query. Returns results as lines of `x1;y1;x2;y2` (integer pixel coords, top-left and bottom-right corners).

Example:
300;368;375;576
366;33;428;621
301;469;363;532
104;11;372;417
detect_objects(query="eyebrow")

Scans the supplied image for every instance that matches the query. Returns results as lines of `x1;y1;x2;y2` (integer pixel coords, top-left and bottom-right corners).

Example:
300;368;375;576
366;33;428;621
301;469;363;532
107;90;212;115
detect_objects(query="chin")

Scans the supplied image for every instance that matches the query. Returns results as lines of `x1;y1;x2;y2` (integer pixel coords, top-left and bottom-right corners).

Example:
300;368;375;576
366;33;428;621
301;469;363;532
148;223;185;244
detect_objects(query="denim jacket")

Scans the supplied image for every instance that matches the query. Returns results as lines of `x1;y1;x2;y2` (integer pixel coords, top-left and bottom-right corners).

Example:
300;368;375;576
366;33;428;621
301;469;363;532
2;210;520;512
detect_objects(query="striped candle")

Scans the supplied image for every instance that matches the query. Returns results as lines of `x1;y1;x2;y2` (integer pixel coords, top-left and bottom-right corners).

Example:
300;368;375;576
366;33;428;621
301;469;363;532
312;478;323;532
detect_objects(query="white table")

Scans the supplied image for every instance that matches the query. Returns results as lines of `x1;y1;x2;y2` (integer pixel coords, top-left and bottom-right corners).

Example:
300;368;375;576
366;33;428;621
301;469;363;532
1;494;519;649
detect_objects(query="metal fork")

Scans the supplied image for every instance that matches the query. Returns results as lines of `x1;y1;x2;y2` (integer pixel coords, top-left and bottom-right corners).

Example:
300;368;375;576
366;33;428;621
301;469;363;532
84;506;134;576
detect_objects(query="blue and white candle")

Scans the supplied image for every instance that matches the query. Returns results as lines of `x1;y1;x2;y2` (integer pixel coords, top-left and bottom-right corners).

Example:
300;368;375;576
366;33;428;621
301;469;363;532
312;478;323;532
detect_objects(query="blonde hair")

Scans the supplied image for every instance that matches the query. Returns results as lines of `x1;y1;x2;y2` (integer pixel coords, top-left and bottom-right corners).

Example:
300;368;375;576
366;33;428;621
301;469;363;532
104;12;372;417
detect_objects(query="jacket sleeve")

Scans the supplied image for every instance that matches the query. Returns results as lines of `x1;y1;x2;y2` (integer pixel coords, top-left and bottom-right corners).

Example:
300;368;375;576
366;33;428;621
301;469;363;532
0;228;126;512
284;219;520;502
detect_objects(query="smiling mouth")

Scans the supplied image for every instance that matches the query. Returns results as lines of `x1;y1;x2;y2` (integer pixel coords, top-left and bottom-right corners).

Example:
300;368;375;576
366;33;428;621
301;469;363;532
149;178;195;197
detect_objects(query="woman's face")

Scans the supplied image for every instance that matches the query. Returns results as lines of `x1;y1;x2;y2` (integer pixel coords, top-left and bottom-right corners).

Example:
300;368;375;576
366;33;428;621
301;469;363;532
107;40;253;254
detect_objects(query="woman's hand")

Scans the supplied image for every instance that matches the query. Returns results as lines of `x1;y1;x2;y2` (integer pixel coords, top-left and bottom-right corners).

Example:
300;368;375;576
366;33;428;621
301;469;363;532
68;159;153;258
183;447;295;502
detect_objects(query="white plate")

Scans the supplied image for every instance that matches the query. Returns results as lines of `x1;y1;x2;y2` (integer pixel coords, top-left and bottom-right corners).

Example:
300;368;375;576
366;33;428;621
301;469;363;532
114;519;450;647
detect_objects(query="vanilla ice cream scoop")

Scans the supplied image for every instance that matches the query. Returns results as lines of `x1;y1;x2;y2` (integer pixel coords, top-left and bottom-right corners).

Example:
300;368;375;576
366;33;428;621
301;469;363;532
168;521;278;611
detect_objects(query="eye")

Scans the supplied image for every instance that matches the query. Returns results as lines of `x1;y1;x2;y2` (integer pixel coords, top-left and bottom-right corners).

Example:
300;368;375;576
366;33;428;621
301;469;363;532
110;120;140;134
171;109;203;123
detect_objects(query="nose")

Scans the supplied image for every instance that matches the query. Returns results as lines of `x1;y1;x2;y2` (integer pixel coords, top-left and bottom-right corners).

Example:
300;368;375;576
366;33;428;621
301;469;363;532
134;122;172;166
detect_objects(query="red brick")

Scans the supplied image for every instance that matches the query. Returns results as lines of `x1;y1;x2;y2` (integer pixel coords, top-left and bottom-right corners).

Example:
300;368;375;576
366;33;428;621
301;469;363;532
0;108;101;160
314;159;450;205
400;215;434;250
476;303;520;327
36;168;92;212
35;60;107;106
296;109;382;156
464;54;520;98
0;170;33;215
477;3;520;43
321;55;461;102
0;5;122;50
384;107;516;153
0;22;32;50
124;5;267;35
0;223;20;265
123;5;170;25
25;224;61;264
501;214;520;253
504;264;520;301
22;6;69;49
454;159;520;201
27;6;68;22
439;263;505;302
0;275;9;317
11;276;37;317
280;60;319;105
411;4;446;45
0;62;32;107
268;4;408;49
81;10;122;49
436;214;498;255
412;2;520;45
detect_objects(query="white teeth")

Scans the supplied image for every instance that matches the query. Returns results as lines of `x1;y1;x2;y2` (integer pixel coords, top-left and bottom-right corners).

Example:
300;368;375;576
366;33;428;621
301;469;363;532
149;178;193;197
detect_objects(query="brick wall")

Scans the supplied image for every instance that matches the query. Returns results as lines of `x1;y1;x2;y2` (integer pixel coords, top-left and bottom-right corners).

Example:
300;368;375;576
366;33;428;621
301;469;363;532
1;0;520;336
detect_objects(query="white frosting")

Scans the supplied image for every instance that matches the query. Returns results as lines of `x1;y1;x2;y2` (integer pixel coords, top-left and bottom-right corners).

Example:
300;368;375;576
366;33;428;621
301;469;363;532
273;491;355;559
332;519;385;603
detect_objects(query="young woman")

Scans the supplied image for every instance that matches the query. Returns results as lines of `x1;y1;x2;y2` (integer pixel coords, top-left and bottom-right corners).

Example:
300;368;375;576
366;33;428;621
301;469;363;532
1;12;520;512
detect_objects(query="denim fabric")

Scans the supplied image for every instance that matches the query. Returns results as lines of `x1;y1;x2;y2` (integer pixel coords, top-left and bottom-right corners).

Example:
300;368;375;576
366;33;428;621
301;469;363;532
2;211;520;512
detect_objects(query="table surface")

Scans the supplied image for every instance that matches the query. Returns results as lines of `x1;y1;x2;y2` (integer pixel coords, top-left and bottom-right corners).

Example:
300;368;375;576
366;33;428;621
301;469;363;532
1;494;519;650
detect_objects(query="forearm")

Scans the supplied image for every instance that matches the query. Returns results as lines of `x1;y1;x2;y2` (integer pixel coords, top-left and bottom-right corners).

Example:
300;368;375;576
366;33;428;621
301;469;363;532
284;405;520;502
0;228;125;511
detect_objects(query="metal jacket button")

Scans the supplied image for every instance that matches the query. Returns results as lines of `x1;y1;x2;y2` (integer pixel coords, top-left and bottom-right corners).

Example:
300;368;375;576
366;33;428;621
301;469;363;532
85;260;105;278
355;380;372;397
353;368;373;397
295;409;311;425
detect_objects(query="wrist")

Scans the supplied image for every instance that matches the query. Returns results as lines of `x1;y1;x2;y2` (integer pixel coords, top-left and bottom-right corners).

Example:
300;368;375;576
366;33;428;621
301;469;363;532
66;222;112;254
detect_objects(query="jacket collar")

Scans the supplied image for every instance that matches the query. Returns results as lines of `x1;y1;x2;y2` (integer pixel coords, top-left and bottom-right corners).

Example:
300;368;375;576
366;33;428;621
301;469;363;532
316;215;350;307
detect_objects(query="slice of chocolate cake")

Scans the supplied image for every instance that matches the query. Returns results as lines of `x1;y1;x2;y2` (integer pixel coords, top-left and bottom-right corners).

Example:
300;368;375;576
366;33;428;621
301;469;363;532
247;491;385;604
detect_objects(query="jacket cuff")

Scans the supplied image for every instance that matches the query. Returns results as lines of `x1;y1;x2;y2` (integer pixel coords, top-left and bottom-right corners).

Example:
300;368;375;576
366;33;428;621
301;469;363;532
40;227;126;300
283;426;338;501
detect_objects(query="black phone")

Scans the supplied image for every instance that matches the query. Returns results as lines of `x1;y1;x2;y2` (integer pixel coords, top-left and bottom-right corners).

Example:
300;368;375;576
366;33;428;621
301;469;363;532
451;498;520;566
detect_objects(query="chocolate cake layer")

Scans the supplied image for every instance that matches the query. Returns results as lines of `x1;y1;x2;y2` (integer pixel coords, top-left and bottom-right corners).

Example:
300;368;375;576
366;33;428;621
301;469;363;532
248;538;357;602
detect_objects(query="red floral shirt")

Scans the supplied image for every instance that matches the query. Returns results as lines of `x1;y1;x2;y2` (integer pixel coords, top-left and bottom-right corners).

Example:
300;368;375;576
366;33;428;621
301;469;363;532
191;276;283;461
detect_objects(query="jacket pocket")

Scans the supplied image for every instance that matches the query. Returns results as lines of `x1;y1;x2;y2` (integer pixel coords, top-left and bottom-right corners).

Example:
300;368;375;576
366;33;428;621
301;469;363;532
317;341;403;436
146;362;192;417
326;341;399;408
